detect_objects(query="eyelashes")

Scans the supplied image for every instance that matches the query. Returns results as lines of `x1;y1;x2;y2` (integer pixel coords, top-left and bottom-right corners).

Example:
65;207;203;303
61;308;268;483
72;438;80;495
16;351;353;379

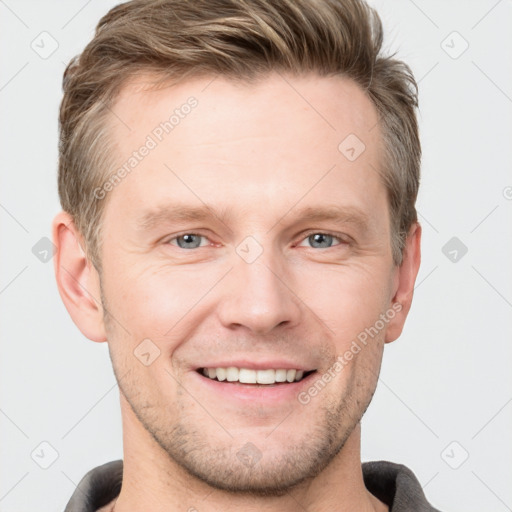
165;231;349;250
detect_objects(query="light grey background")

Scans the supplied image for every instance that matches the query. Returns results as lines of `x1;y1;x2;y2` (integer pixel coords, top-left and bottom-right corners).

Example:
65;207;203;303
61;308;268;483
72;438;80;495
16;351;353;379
1;1;511;510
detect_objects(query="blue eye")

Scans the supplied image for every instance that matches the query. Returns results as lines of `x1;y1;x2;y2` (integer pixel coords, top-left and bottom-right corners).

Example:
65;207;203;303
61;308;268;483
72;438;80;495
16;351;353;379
169;233;207;249
299;232;343;249
166;231;346;250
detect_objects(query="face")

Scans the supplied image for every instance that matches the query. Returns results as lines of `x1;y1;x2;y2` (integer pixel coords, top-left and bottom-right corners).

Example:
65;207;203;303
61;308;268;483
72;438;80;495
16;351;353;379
86;72;410;494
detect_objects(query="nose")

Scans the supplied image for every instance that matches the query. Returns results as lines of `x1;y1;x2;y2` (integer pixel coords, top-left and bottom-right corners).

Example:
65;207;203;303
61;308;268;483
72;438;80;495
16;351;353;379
216;247;302;336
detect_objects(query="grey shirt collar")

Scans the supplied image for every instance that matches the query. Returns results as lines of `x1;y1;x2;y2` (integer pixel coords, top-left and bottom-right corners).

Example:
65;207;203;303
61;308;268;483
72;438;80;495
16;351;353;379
64;459;442;512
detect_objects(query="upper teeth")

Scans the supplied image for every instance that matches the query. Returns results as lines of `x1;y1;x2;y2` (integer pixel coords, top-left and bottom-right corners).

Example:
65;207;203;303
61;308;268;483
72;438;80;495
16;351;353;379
201;367;305;384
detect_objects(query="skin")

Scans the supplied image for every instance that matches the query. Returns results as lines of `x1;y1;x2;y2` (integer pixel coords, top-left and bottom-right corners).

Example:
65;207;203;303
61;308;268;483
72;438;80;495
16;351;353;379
53;72;421;512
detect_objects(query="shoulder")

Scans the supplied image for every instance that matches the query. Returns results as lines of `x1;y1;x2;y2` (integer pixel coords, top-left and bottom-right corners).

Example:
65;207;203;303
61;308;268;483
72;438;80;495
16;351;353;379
362;460;443;512
64;460;123;512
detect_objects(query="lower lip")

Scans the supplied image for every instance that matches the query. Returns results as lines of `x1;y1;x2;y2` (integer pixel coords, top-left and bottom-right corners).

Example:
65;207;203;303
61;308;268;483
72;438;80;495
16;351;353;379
191;370;318;404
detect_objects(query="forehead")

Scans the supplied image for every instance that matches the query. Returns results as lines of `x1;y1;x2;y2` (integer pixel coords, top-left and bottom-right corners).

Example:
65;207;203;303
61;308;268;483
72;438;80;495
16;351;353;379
109;71;380;153
102;71;385;230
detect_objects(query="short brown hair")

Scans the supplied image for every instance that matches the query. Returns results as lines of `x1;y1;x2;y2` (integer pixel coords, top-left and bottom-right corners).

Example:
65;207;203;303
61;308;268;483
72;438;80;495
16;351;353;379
58;0;420;269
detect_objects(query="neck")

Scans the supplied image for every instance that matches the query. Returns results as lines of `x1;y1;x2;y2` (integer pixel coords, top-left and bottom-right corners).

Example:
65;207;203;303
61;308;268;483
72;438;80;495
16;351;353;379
112;397;388;512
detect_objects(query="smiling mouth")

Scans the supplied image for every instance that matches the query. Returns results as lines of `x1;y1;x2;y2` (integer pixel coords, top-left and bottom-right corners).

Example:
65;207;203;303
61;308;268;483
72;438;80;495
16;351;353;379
196;367;317;386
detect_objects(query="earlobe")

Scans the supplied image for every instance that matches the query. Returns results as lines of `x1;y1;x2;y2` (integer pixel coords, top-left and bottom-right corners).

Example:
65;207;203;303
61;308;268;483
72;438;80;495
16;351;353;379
52;211;107;342
384;222;422;343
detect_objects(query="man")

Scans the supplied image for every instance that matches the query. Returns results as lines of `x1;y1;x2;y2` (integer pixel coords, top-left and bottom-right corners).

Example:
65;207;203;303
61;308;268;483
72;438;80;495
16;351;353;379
53;0;441;510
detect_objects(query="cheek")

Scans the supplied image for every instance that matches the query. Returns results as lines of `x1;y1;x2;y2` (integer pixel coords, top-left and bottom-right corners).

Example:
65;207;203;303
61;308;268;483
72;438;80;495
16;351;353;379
302;264;391;339
103;255;393;351
104;265;218;339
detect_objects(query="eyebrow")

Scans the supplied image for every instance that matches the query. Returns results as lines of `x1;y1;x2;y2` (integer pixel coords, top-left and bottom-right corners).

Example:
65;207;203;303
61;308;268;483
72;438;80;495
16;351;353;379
136;204;234;231
135;203;371;233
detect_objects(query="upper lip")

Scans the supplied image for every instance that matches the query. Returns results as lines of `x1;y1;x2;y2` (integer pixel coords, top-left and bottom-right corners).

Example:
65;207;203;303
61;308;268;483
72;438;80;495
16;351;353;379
194;360;315;372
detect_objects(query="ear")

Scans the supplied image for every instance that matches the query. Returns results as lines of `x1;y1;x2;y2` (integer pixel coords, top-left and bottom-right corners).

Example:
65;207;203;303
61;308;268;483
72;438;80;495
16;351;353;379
385;222;422;343
52;211;107;342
